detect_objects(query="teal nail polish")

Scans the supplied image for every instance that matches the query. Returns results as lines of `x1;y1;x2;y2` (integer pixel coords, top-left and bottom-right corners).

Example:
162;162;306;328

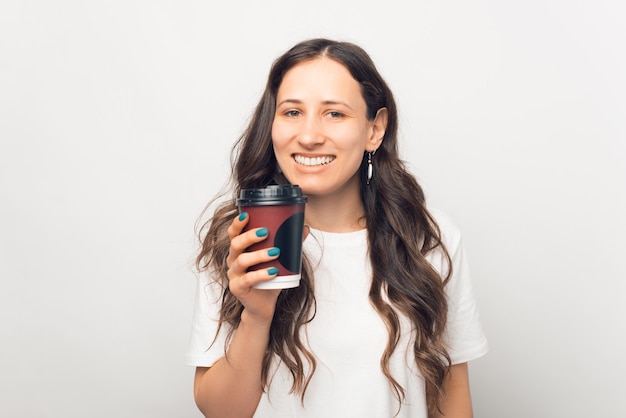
267;247;280;257
238;212;247;221
256;228;268;237
267;267;279;276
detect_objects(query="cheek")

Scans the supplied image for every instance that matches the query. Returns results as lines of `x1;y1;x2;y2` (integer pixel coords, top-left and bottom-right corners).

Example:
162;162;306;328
271;140;289;170
271;135;286;159
339;130;369;152
271;122;289;148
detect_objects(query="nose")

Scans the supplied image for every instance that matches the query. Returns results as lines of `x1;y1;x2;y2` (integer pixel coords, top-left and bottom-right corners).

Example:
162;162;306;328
297;115;324;148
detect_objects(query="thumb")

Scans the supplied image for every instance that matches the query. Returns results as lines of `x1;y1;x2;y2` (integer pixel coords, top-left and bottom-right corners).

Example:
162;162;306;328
303;224;311;241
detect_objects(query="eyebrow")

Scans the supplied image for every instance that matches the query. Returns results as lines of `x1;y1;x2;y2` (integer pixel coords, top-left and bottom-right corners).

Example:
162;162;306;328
276;98;355;111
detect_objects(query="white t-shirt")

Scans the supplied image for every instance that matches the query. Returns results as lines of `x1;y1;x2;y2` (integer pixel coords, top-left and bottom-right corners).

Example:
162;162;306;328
186;209;488;417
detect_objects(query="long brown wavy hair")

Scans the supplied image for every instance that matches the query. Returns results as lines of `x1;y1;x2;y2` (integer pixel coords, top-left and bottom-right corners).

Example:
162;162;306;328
196;38;452;414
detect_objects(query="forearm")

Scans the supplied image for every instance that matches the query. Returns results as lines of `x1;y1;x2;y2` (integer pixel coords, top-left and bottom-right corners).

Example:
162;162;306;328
429;362;473;418
194;311;271;418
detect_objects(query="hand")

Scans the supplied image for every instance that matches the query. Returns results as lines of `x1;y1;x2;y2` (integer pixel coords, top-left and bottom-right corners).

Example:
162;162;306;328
226;212;282;325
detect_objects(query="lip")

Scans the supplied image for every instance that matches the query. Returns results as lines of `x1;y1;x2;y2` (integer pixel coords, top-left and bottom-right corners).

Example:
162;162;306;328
292;154;336;167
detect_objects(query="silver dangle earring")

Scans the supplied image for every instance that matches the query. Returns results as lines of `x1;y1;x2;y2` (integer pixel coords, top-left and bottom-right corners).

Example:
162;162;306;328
366;151;374;185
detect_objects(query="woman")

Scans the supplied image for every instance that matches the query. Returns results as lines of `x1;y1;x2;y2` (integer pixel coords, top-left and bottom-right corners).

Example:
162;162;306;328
187;38;488;418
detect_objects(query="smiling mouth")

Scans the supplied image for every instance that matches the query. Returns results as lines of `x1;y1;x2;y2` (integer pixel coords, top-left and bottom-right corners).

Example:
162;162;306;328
293;155;336;166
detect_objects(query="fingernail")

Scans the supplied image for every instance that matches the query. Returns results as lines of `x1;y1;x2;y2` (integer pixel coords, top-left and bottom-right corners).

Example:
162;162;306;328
267;247;280;257
267;267;279;276
238;212;247;221
256;228;268;237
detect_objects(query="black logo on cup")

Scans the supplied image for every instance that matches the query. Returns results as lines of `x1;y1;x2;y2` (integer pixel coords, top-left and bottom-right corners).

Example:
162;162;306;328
274;212;305;273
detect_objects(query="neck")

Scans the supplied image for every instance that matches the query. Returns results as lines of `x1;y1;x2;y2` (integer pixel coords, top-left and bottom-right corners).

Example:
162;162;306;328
304;188;366;233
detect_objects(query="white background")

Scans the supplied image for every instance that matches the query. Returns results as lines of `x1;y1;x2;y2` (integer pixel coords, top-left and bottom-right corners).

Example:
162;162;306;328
1;1;625;417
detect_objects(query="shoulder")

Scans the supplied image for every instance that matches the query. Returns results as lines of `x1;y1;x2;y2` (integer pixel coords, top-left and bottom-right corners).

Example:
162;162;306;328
428;208;463;251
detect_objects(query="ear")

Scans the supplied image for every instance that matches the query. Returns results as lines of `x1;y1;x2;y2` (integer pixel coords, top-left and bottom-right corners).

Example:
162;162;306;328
366;107;388;152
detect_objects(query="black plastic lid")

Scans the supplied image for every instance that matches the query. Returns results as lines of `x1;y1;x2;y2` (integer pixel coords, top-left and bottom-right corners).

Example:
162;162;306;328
236;185;308;206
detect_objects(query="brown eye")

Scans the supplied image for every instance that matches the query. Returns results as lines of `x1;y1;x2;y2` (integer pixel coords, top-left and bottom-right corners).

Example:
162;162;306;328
285;110;301;117
327;111;344;119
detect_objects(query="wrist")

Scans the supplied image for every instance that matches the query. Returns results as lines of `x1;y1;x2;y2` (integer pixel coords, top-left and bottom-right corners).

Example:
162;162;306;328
240;308;274;330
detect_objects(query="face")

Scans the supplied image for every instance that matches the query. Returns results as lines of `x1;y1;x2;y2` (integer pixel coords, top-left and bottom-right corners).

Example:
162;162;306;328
271;58;386;199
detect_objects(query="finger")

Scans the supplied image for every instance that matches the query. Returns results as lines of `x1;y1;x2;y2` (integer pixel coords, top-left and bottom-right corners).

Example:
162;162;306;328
227;212;268;268
227;211;249;239
229;226;270;259
228;246;281;278
229;267;280;294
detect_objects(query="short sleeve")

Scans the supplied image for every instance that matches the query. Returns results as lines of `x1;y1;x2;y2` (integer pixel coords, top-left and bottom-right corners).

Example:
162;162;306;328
186;271;231;367
429;209;489;364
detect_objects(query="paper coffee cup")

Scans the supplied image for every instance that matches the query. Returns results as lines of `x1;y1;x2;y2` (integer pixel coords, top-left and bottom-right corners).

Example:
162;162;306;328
236;185;307;289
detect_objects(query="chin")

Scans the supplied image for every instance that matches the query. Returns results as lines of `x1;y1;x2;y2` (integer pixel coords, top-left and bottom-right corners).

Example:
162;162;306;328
293;182;326;196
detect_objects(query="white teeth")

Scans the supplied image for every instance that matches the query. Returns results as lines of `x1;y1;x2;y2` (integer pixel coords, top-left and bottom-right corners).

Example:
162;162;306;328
294;155;335;166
